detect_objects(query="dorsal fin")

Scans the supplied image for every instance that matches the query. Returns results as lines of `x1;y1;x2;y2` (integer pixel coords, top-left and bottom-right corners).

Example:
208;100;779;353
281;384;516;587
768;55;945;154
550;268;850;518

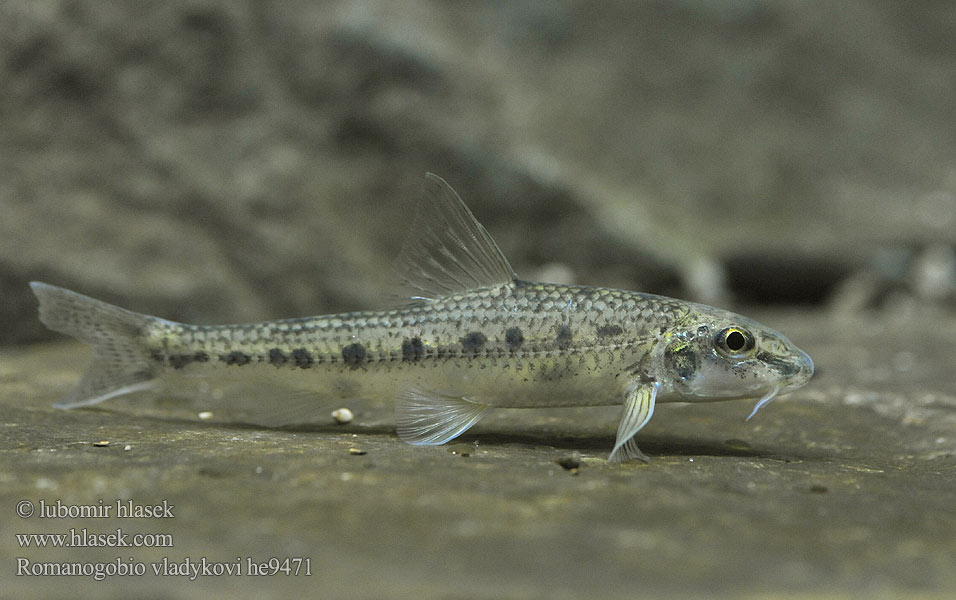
392;173;517;302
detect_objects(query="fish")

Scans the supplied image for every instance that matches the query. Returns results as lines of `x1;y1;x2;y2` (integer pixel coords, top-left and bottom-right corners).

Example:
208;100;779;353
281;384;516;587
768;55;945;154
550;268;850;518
31;173;814;462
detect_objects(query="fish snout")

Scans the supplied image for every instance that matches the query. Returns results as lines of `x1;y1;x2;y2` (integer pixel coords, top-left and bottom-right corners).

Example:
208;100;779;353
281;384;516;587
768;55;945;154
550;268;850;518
784;348;814;392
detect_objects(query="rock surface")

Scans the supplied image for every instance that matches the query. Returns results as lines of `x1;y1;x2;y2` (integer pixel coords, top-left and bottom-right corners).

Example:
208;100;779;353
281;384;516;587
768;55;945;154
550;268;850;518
1;309;955;598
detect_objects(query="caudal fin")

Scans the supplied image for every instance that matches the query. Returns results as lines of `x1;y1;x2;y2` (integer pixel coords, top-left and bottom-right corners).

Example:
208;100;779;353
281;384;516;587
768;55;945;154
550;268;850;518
31;282;160;409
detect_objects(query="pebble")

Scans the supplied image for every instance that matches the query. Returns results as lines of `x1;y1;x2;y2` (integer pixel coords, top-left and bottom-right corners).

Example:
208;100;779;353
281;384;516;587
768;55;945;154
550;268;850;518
332;408;354;424
447;443;475;457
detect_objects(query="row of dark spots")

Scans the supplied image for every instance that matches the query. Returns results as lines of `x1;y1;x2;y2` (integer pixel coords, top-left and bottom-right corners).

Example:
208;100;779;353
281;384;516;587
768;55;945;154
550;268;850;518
407;319;623;361
453;322;614;356
269;345;365;370
161;345;367;370
214;345;367;370
402;329;518;362
167;321;623;371
266;348;315;369
220;350;251;366
453;322;595;356
459;324;572;355
165;351;210;369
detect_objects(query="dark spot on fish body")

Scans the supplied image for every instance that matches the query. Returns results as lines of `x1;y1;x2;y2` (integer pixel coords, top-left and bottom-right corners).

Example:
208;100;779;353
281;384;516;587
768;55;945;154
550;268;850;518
505;327;524;352
596;324;624;338
342;343;367;369
402;337;424;362
194;351;209;363
268;348;287;367
556;325;573;350
168;354;193;369
595;325;624;338
292;348;314;369
461;331;487;354
221;351;251;366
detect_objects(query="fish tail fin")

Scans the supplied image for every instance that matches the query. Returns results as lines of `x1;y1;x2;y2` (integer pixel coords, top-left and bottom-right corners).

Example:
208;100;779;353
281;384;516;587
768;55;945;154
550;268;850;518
30;281;161;409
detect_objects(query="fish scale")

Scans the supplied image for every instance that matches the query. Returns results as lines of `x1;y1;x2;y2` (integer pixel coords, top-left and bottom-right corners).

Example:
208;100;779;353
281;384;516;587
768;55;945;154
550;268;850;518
155;284;687;369
30;173;813;462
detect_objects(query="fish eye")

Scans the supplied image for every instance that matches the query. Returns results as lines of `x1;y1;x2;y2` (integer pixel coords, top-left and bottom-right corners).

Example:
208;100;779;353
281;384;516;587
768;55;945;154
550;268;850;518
715;327;755;358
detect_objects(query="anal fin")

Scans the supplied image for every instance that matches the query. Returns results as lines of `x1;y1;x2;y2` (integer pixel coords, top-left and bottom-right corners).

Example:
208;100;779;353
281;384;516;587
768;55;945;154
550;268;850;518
609;383;659;463
395;388;489;445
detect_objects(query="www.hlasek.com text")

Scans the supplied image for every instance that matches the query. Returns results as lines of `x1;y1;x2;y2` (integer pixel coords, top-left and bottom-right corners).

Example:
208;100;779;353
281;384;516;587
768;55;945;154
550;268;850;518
17;528;173;548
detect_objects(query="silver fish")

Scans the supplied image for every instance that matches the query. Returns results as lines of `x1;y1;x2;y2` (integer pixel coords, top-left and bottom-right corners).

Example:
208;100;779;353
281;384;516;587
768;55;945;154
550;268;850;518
31;173;813;461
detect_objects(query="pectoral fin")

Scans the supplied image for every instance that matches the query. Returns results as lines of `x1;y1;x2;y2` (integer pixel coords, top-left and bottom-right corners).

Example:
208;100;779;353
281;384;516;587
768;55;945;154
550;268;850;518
395;387;489;445
609;382;659;463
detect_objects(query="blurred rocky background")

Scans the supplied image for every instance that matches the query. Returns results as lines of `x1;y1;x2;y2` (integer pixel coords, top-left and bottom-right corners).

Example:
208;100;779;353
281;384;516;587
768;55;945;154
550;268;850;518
3;1;956;341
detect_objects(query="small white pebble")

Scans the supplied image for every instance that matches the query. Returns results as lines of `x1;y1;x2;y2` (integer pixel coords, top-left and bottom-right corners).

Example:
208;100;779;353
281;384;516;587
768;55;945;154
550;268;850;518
198;411;213;420
331;408;354;424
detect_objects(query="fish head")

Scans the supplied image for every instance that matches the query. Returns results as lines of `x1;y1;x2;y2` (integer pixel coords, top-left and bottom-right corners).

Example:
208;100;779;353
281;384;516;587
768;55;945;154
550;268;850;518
658;310;813;407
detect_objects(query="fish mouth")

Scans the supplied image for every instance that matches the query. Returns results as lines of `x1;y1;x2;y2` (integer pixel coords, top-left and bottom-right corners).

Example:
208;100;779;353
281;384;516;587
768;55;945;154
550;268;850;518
783;348;814;391
746;349;814;420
